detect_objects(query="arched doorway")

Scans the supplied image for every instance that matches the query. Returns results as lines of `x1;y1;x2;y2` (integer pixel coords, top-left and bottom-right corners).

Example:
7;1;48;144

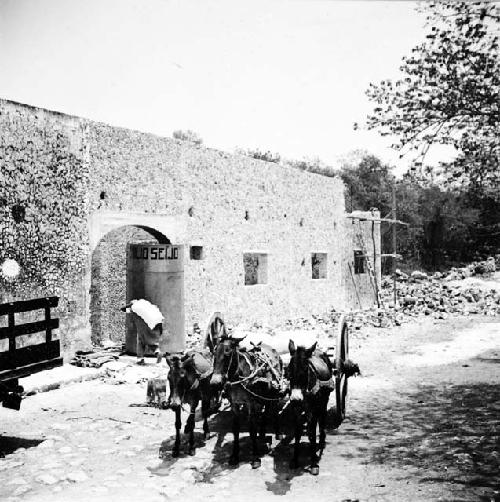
86;211;188;349
90;225;169;345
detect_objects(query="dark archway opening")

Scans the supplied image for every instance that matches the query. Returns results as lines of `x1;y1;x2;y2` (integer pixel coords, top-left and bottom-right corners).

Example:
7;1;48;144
90;225;170;346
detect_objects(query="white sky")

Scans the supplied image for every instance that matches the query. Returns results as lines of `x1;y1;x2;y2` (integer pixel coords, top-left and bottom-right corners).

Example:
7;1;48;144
0;0;443;172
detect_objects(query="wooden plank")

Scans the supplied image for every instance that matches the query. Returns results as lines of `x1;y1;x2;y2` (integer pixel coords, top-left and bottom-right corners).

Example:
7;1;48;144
45;304;52;343
353;253;402;259
0;297;59;316
0;318;59;340
346;215;408;226
0;357;63;382
8;311;15;353
0;340;60;370
347;262;363;310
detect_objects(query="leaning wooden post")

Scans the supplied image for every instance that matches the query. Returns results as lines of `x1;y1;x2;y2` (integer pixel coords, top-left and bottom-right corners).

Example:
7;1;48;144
370;217;380;309
392;184;397;307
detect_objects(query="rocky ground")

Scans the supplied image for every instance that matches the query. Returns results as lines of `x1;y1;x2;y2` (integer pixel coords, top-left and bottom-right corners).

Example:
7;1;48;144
1;309;499;502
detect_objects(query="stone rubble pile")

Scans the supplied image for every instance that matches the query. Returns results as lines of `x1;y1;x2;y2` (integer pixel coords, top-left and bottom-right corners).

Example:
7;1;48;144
356;266;500;329
266;264;499;332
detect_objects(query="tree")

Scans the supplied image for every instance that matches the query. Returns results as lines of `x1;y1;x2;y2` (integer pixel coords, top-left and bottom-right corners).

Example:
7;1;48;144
362;1;500;194
172;129;203;145
340;154;393;213
339;152;487;270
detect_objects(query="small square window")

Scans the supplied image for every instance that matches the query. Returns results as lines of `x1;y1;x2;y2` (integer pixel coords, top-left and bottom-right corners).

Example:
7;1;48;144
243;253;268;285
311;253;327;279
354;250;365;274
190;246;204;260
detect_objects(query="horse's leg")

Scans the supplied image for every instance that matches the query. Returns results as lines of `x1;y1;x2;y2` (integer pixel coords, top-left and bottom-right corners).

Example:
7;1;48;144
318;395;328;449
172;408;181;457
201;394;210;439
249;403;261;469
273;401;283;441
185;398;198;456
229;402;240;465
259;405;266;440
308;412;319;476
290;407;301;469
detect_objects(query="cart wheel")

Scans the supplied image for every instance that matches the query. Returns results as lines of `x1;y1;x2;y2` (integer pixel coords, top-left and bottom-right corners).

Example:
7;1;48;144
334;314;349;425
205;312;227;353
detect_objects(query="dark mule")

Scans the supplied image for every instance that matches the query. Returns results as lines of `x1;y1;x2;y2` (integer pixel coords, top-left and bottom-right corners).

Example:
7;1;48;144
210;336;284;468
166;350;215;457
287;340;334;475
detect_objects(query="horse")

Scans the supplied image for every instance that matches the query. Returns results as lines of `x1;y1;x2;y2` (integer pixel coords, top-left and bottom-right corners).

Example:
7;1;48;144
287;340;335;476
166;349;216;457
210;335;284;468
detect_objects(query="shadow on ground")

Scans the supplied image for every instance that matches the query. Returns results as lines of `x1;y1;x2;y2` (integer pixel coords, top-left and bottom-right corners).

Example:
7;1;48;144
0;436;44;457
343;383;500;501
145;383;499;500
150;402;342;495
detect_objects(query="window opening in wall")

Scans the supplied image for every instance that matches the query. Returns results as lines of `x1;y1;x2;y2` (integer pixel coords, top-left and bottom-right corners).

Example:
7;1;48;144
354;250;365;274
11;204;25;223
243;253;268;285
311;253;327;279
190;246;204;260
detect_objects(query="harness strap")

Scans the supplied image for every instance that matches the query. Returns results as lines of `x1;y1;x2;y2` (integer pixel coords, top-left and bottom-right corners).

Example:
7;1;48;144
227;350;283;393
254;351;283;387
306;361;334;395
309;377;335;395
239;381;283;402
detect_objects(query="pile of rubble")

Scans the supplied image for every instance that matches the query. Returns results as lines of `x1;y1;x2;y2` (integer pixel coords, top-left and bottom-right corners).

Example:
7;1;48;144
332;261;500;330
374;267;500;325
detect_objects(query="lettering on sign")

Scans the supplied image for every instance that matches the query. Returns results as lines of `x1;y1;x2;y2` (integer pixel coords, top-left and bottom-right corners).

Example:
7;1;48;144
131;246;179;260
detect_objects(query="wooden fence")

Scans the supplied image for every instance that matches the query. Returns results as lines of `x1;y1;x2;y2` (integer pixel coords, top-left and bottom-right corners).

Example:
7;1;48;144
0;296;63;381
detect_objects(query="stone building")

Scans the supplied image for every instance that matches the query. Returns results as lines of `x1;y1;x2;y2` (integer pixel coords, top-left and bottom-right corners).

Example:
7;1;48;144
0;98;380;357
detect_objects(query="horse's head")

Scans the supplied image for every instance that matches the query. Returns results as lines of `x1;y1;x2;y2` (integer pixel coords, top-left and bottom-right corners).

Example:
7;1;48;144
166;355;186;410
210;335;245;387
287;340;317;402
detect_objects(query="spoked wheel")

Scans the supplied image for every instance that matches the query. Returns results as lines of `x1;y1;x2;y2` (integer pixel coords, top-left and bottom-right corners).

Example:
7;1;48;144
334;314;349;426
204;312;227;353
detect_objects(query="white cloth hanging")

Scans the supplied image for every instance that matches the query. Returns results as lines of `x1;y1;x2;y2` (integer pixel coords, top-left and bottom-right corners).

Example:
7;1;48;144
130;299;164;330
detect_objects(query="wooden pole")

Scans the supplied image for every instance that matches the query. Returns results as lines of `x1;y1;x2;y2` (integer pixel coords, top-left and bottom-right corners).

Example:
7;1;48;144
371;219;379;308
392;184;397;307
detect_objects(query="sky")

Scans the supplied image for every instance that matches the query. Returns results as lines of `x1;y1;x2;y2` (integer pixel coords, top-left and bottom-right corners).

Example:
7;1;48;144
0;0;441;173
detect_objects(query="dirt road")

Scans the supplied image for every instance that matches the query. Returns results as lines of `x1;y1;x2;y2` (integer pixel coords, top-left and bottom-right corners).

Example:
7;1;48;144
1;315;499;502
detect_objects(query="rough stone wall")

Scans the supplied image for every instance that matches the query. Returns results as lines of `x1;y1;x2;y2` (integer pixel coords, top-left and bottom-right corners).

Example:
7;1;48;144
85;121;346;334
0;98;379;355
0;100;90;355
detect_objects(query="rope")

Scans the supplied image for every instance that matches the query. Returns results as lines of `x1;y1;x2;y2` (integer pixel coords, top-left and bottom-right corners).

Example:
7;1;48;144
238;381;284;402
225;347;286;402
